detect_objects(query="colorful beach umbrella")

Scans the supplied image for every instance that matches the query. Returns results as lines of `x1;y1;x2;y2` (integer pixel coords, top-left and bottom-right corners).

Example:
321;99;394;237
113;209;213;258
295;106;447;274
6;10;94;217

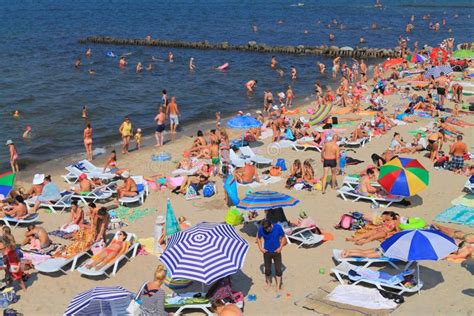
453;49;474;59
430;47;448;64
160;222;249;284
308;103;333;126
406;53;426;63
0;172;15;199
424;65;453;78
227;115;262;129
64;286;133;315
165;198;180;237
236;190;299;210
383;57;404;69
377;157;429;197
381;229;457;261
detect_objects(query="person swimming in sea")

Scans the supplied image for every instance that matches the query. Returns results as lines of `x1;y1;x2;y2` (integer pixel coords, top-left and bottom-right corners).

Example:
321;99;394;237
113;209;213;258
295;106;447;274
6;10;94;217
82;106;88;119
75;58;81;69
290;66;297;79
245;80;258;92
271;56;278;68
85;48;92;58
146;64;153;71
22;125;31;139
168;52;174;63
13;110;20;119
136;62;143;73
189;57;196;71
317;62;326;74
119;56;127;68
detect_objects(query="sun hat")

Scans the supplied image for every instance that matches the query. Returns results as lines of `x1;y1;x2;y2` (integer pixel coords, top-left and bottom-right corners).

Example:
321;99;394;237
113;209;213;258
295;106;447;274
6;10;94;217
5;140;13;146
122;171;130;178
78;173;87;180
32;174;45;185
299;211;308;219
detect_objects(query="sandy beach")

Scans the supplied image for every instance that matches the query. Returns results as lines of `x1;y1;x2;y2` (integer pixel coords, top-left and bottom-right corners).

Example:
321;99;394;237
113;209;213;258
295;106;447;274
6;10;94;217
5;84;472;315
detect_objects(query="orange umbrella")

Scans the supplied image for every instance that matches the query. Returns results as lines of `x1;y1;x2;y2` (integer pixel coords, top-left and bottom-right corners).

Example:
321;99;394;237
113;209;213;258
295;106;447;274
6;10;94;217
383;58;405;69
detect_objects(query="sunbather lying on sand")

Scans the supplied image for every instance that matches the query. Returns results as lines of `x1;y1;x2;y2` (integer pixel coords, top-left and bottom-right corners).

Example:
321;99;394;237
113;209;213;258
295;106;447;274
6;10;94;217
85;231;129;270
346;216;400;245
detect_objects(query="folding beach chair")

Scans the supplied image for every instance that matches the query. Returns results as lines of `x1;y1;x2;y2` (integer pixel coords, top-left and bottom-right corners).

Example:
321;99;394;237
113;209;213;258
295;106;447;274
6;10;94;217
332;249;412;270
0;213;39;229
337;186;403;207
331;261;423;295
239;146;272;166
286;227;324;248
118;176;149;206
25;191;73;214
341;137;370;148
35;249;91;274
71;185;113;204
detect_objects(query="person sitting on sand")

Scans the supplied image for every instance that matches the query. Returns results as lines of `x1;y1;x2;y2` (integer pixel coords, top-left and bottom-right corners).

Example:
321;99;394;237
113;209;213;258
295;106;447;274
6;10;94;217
357;168;379;195
1;195;28;219
410;133;428;153
438;118;463;135
117;171;138;199
286;159;303;188
234;162;260;184
22;224;52;249
302;160;317;184
389;132;412;154
85;231;129;270
212;299;243;316
176;164;211;194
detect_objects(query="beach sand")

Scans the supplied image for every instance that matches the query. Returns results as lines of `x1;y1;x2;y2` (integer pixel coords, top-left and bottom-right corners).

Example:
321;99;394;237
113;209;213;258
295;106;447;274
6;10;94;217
9;92;474;315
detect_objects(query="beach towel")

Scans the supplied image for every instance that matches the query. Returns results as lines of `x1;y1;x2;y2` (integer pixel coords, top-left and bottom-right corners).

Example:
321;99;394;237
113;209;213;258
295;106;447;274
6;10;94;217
451;194;474;208
346;157;364;166
434;204;474;226
138;237;161;257
111;207;156;223
327;285;398;310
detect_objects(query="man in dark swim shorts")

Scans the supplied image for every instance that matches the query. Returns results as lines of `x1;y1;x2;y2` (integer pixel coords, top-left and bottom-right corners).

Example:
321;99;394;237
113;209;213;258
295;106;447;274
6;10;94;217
321;134;340;194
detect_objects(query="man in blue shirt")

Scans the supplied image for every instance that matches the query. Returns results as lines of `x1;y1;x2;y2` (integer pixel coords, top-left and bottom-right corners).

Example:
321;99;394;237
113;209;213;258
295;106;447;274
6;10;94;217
257;219;286;291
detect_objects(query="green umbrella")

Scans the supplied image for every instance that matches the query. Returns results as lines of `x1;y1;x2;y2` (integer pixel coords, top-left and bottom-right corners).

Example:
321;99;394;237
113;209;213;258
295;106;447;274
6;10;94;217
453;50;474;59
165;199;180;237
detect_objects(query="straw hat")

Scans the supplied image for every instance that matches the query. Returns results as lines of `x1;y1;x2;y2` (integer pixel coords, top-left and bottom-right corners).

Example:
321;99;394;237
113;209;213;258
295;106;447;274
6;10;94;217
32;174;45;185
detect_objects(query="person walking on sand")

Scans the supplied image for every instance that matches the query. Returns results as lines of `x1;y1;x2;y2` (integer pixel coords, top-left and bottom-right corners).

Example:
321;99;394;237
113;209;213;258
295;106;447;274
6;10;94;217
321;134;340;194
6;140;19;173
154;107;166;147
166;96;180;135
257;219;286;292
83;123;93;161
119;116;132;154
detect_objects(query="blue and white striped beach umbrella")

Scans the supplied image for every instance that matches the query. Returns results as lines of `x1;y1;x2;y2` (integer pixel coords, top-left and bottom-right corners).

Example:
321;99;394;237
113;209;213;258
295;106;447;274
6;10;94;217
64;286;133;316
236;190;299;210
381;229;458;261
423;65;453;78
160;222;249;284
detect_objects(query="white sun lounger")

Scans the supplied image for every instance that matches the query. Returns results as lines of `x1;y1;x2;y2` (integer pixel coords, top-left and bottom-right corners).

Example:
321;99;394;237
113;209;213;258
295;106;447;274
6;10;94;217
286;227;324;248
341;137;369;148
76;232;139;277
332;249;412;270
26;192;73;214
118;176;149;206
71;185;113;204
464;179;473;193
239;146;272;166
165;292;213;316
342;175;380;189
229;149;250;167
35;250;91;274
292;137;322;152
337;186;403;207
331;261;423;295
62;161;116;184
0;213;39;229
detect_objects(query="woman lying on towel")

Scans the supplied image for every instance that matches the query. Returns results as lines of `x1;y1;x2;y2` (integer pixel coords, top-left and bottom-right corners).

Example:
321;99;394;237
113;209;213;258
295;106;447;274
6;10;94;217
346;213;400;245
85;231;129;270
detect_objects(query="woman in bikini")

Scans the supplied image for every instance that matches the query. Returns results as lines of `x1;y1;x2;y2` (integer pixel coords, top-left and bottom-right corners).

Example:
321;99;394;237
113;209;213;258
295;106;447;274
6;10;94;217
346;217;400;245
83;123;93;161
119;116;132;154
85;231;128;270
103;150;126;175
137;264;167;315
302;160;317;184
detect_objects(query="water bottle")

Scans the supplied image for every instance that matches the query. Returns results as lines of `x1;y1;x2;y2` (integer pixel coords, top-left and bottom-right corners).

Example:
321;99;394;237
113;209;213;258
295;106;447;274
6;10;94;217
154;215;165;253
339;151;347;175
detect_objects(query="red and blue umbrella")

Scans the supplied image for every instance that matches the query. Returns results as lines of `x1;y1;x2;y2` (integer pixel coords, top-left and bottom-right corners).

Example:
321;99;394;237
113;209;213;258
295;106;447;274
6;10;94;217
0;172;15;199
378;157;429;197
236;191;299;210
406;54;427;63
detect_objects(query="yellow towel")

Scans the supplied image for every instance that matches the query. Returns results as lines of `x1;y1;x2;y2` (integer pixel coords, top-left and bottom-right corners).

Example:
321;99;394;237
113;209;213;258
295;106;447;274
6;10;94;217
138;237;162;257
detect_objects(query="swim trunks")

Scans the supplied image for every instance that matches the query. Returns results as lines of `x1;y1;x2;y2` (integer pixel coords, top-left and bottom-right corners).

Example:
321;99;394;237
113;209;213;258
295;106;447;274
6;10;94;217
437;87;446;96
156;124;165;133
323;159;337;168
451;155;464;169
170;114;179;125
211;157;220;165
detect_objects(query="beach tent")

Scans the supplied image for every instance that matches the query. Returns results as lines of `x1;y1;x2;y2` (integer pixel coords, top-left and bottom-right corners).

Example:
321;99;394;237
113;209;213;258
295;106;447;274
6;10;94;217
308;103;333;126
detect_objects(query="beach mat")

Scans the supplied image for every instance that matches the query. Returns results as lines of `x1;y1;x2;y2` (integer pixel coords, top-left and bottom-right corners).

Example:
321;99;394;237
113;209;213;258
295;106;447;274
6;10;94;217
294;283;395;315
434;204;474;227
451;194;474;208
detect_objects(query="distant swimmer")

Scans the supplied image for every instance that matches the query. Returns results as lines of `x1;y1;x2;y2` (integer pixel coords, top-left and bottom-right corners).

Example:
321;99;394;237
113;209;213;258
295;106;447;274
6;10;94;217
410;15;415;22
277;20;284;24
136;62;143;73
371;23;377;30
189;57;196;71
252;24;258;32
359;36;365;44
13;110;20;119
216;63;229;71
168;52;174;63
276;69;284;77
290;66;297;79
119;56;127;67
146;63;153;71
317;62;326;74
405;23;414;33
245;80;258;92
85;48;92;58
271;56;278;68
374;0;382;8
304;30;309;34
75;58;81;69
88;69;96;75
82;105;88;119
23;125;31;139
329;33;335;41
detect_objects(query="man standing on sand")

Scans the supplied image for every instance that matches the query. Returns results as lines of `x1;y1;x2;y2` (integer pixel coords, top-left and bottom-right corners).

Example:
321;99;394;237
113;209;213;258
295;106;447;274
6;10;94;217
257;219;286;292
321;134;340;194
435;72;449;108
154;107;166;147
166;96;180;135
449;135;468;171
360;60;367;83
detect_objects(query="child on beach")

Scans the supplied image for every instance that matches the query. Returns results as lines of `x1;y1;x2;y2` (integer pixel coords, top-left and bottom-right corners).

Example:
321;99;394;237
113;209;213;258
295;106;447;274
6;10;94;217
0;236;27;292
6;140;19;173
134;128;142;150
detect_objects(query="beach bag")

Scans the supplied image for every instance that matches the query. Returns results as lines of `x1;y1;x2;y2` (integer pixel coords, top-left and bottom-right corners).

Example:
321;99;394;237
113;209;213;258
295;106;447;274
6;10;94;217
1;288;18;306
351;212;366;230
126;282;146;315
3;309;19;316
285;177;297;188
269;166;281;177
185;185;200;200
203;183;216;198
335;214;353;230
275;158;287;171
225;207;243;226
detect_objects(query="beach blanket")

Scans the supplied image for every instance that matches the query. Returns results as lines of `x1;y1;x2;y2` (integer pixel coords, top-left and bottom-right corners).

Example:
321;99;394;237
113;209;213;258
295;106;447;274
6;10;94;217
138;237;161;257
451;194;474;208
294;284;396;316
434;204;474;227
327;285;397;310
408;130;427;137
109;207;156;223
237;176;282;188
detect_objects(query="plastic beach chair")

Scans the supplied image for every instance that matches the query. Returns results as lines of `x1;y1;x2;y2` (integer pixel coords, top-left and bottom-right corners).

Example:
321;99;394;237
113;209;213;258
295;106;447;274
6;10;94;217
331;261;423;295
118;176;149;206
71;185;113;204
25;191;73;214
286;227;324;248
332;249;413;271
239;146;272;166
76;232;139;277
0;213;39;229
165;292;213;316
35;249;91;274
337;186;403;207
